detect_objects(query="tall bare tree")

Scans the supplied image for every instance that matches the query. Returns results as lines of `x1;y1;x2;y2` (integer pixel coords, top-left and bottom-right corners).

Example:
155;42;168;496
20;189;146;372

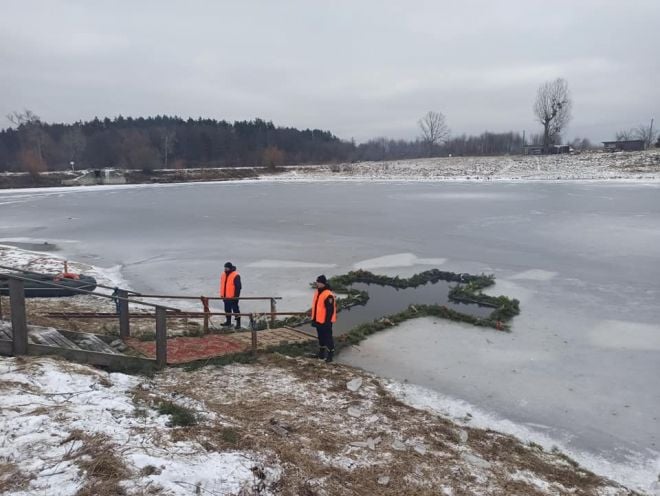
635;120;656;149
418;111;450;155
533;78;572;153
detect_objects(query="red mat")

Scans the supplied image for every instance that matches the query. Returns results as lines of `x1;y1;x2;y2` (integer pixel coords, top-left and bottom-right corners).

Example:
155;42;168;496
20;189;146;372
126;334;247;364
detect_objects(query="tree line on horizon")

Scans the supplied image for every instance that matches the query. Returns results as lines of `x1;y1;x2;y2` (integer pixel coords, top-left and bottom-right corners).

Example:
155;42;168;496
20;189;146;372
3;78;657;176
0;112;565;176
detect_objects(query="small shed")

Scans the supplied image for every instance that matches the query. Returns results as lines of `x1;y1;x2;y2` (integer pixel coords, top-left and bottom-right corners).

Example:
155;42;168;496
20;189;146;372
523;144;570;155
602;140;645;152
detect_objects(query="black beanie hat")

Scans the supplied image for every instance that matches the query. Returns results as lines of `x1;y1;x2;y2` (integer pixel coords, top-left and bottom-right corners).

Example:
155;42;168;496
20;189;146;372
316;275;328;284
224;262;233;269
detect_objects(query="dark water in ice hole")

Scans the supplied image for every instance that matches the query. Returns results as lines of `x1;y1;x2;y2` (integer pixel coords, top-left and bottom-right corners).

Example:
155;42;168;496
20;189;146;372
296;281;494;336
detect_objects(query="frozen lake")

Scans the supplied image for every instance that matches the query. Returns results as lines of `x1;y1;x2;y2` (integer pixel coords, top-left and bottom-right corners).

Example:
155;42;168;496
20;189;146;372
1;180;659;488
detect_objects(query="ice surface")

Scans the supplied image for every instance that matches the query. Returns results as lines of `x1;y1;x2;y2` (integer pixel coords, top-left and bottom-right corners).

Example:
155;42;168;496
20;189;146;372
353;253;447;269
2;180;659;491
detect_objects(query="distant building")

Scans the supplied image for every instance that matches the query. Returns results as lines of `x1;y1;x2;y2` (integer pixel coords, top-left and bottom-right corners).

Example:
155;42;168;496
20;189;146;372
523;144;571;155
602;140;645;152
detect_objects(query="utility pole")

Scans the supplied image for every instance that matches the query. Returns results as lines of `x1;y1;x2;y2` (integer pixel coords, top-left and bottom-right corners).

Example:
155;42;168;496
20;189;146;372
649;118;654;150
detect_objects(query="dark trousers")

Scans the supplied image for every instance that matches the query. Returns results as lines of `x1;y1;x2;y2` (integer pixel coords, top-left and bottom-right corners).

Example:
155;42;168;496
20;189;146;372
223;299;240;324
315;323;335;351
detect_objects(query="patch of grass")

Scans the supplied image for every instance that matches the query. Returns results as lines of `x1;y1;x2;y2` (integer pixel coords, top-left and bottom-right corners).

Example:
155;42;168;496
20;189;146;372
0;461;33;493
220;427;239;445
180;351;258;371
136;331;156;342
157;401;198;427
60;430;130;496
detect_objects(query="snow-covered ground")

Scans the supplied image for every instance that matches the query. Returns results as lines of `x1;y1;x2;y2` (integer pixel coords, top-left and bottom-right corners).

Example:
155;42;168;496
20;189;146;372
0;353;642;495
272;150;660;182
0;357;280;496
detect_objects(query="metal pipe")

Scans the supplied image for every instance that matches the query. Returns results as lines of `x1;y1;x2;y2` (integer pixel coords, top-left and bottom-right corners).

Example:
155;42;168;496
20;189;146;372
0;272;180;311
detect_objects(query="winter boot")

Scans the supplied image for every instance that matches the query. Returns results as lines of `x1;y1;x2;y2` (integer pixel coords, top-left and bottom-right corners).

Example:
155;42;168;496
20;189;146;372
234;318;241;330
325;349;334;363
309;347;326;359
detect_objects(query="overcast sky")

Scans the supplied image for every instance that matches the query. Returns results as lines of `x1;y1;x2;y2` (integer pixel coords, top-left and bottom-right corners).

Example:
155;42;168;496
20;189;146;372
1;0;658;143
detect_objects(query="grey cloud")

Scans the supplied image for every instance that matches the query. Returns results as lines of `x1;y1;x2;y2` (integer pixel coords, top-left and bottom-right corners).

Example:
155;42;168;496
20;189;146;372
1;0;658;143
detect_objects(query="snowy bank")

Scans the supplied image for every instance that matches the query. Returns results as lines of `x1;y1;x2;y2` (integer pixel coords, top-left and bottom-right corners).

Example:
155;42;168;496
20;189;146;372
269;150;660;182
0;355;640;496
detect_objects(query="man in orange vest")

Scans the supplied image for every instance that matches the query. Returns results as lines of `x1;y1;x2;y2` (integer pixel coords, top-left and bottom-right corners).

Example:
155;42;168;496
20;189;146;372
311;274;337;363
220;262;242;329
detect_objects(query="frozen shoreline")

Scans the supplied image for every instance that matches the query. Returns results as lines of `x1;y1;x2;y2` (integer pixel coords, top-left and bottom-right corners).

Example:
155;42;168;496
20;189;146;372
1;150;659;193
1;245;658;493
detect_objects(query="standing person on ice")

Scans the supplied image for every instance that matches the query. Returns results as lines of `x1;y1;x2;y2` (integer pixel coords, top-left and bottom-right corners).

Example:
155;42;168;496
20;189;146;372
220;262;242;329
310;275;337;363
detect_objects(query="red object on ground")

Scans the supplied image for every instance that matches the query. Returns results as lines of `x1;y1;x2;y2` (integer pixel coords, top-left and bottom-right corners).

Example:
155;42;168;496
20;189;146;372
127;334;247;364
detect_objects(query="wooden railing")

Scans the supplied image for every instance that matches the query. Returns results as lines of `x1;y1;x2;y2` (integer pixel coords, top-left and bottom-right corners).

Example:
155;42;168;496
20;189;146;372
0;267;306;369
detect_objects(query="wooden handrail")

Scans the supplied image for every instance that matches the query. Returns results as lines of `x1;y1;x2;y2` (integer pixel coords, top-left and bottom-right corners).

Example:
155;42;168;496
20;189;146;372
1;273;180;311
132;294;282;301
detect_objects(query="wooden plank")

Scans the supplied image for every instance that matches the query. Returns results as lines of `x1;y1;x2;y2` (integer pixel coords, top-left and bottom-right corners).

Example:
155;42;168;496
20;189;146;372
9;279;27;355
27;343;157;373
155;307;167;369
0;325;12;341
118;289;130;339
283;326;316;337
28;329;60;346
71;333;118;355
30;328;82;350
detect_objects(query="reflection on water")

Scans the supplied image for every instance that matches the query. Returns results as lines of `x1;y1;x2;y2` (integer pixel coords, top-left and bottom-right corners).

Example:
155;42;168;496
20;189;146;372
298;281;493;336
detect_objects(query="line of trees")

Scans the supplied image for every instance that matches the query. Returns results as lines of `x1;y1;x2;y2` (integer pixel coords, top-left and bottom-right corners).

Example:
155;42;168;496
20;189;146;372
0;112;543;173
0;113;354;173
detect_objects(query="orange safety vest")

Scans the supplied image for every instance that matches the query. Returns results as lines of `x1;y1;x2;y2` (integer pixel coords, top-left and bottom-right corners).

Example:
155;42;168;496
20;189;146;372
220;271;239;298
312;289;337;324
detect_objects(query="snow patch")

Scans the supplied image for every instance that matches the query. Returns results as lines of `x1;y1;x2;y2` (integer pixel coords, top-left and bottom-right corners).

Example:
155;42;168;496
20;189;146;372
589;320;660;351
0;357;280;495
353;253;447;270
247;259;338;269
509;269;558;281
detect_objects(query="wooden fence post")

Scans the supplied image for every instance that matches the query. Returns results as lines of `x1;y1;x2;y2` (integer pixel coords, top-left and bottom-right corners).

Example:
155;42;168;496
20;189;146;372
9;279;28;355
250;314;257;354
118;289;130;339
270;298;277;325
155;306;167;368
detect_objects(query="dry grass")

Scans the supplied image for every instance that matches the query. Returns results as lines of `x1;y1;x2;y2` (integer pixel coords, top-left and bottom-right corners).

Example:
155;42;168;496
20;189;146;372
131;354;633;496
0;461;34;493
61;430;132;496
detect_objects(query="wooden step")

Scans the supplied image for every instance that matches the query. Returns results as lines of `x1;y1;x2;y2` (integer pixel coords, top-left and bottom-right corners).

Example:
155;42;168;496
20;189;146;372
60;331;120;355
29;327;82;350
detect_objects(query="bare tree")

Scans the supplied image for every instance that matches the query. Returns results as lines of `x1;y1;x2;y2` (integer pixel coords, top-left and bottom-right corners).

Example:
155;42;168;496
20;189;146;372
418;111;450;155
616;122;657;148
634;120;656;149
615;129;635;141
7;109;45;162
533;78;572;153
